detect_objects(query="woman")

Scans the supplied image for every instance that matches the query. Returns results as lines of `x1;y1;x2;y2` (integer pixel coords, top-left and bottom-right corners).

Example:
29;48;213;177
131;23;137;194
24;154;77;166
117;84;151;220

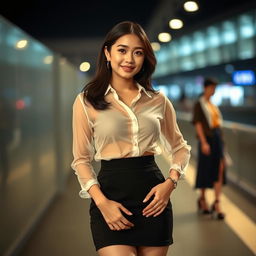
192;77;226;220
71;21;191;256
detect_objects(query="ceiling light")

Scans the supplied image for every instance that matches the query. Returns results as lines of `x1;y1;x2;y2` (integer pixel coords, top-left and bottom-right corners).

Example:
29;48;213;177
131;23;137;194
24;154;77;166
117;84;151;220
80;62;90;72
151;42;161;51
15;39;28;49
43;56;53;64
158;33;171;43
184;1;199;12
169;19;183;29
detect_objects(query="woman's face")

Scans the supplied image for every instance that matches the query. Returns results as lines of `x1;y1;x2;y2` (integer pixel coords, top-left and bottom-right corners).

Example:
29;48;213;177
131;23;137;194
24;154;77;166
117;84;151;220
205;84;216;98
104;34;145;82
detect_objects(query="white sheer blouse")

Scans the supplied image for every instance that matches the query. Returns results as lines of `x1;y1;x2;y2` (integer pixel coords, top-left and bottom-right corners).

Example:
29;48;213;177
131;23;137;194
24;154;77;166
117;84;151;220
71;83;191;198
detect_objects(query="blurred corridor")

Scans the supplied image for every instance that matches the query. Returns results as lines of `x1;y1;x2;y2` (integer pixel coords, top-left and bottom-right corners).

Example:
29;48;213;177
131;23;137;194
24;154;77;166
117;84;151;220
1;1;256;255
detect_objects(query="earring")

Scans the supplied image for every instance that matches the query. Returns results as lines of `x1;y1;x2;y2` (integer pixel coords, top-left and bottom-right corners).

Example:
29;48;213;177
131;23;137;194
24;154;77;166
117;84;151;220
107;61;110;69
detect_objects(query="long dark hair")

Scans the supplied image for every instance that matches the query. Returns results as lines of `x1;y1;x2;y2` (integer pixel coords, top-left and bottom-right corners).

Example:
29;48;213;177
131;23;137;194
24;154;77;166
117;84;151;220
82;21;157;110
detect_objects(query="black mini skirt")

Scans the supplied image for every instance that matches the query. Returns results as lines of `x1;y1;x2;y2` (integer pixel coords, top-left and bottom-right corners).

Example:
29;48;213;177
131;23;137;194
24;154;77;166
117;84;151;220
89;155;173;251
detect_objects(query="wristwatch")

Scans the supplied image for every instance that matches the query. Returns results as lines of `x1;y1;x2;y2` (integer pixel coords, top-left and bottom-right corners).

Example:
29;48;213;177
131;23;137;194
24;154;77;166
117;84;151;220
166;177;178;189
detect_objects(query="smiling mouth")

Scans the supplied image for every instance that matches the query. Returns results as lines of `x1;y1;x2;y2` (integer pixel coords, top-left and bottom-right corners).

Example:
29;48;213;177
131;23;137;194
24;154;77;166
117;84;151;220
121;66;135;72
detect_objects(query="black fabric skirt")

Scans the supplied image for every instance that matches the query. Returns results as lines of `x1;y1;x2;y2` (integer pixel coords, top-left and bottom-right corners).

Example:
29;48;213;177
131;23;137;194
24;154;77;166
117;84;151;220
195;128;226;188
89;155;173;251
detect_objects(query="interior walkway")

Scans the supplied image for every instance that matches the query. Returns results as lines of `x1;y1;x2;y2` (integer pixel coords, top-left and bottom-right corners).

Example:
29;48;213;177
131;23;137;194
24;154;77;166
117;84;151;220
19;156;256;256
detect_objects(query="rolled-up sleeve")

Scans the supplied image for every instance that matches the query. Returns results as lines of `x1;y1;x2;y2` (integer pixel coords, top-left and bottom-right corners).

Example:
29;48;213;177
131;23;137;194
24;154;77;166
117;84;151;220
71;94;99;199
159;94;191;177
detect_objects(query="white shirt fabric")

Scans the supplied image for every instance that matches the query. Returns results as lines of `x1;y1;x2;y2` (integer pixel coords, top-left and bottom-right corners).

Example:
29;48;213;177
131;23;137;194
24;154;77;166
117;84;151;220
71;83;191;198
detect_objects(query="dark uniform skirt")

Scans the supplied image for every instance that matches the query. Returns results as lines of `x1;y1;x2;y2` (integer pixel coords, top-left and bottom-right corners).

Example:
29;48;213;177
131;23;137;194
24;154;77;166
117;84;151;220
195;128;226;188
90;155;173;251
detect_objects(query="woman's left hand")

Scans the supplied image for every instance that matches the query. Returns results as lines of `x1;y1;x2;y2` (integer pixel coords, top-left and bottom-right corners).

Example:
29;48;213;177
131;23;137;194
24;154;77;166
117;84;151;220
142;180;174;217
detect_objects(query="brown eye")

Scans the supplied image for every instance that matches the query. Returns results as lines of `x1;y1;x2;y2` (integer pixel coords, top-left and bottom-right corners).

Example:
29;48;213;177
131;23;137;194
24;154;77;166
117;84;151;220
135;51;144;56
118;48;126;54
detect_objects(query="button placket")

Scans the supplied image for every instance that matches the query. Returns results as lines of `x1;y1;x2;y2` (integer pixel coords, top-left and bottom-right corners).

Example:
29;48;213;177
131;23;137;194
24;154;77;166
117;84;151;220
112;91;140;156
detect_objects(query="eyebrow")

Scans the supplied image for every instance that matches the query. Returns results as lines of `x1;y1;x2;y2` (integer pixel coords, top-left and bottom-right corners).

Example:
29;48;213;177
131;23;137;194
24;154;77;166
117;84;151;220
116;44;144;50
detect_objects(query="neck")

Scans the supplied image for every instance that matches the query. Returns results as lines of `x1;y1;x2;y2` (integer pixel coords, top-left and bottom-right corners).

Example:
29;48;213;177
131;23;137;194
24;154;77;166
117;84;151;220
110;76;137;93
203;94;210;102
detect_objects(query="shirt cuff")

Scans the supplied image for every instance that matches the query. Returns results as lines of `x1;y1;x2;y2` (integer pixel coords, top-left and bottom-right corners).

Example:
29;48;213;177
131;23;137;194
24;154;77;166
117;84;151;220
79;179;99;199
169;164;185;179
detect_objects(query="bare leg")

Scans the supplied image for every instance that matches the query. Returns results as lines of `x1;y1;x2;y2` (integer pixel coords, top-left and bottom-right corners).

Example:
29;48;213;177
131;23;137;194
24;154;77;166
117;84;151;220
98;245;137;256
200;188;206;199
212;159;225;219
138;246;169;256
213;159;224;210
198;188;209;212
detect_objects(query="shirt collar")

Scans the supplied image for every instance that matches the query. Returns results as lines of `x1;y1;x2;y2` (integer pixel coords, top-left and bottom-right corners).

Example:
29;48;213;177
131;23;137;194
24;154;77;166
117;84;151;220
104;83;152;98
136;83;152;98
104;84;113;96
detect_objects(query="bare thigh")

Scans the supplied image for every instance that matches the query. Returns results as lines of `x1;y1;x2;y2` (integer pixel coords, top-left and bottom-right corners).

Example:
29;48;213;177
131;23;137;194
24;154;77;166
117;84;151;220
137;246;169;256
98;245;137;256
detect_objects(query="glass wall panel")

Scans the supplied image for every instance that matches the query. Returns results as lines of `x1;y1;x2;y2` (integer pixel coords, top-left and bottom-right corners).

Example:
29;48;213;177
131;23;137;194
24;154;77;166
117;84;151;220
0;16;87;256
207;47;222;65
179;36;192;56
221;20;238;62
239;14;255;38
238;13;255;59
238;38;255;59
206;26;222;65
180;56;195;71
193;31;206;52
169;42;179;73
153;10;256;78
194;52;207;68
222;20;237;44
207;26;221;47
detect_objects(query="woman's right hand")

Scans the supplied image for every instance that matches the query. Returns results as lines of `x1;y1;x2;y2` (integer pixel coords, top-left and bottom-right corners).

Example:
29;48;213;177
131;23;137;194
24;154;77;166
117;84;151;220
96;198;134;231
201;142;211;155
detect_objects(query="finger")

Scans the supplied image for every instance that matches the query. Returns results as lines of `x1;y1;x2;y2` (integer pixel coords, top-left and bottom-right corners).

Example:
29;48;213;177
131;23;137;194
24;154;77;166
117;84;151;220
143;199;159;214
145;204;163;217
147;203;166;217
112;223;121;231
121;218;134;227
120;220;133;229
120;223;132;229
143;200;159;214
143;189;155;203
108;223;115;230
117;221;127;230
153;207;165;217
117;220;132;230
119;204;133;216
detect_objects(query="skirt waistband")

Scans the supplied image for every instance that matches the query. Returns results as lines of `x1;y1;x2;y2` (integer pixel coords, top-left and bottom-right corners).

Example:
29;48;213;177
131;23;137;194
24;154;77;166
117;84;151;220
100;155;156;171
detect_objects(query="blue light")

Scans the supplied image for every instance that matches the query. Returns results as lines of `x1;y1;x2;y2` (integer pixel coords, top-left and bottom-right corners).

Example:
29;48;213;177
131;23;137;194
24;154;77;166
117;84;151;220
232;70;255;86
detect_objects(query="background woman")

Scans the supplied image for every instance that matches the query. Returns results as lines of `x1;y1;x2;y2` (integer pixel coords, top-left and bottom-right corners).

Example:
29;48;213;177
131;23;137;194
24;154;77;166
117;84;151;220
192;77;226;220
71;21;191;256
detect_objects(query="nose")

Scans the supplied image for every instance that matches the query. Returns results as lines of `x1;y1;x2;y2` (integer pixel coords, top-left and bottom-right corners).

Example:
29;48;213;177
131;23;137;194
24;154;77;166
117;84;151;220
125;52;134;63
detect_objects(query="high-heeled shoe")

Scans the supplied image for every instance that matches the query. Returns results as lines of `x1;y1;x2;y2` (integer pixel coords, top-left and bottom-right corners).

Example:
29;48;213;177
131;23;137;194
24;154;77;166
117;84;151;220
197;197;211;214
211;200;225;220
